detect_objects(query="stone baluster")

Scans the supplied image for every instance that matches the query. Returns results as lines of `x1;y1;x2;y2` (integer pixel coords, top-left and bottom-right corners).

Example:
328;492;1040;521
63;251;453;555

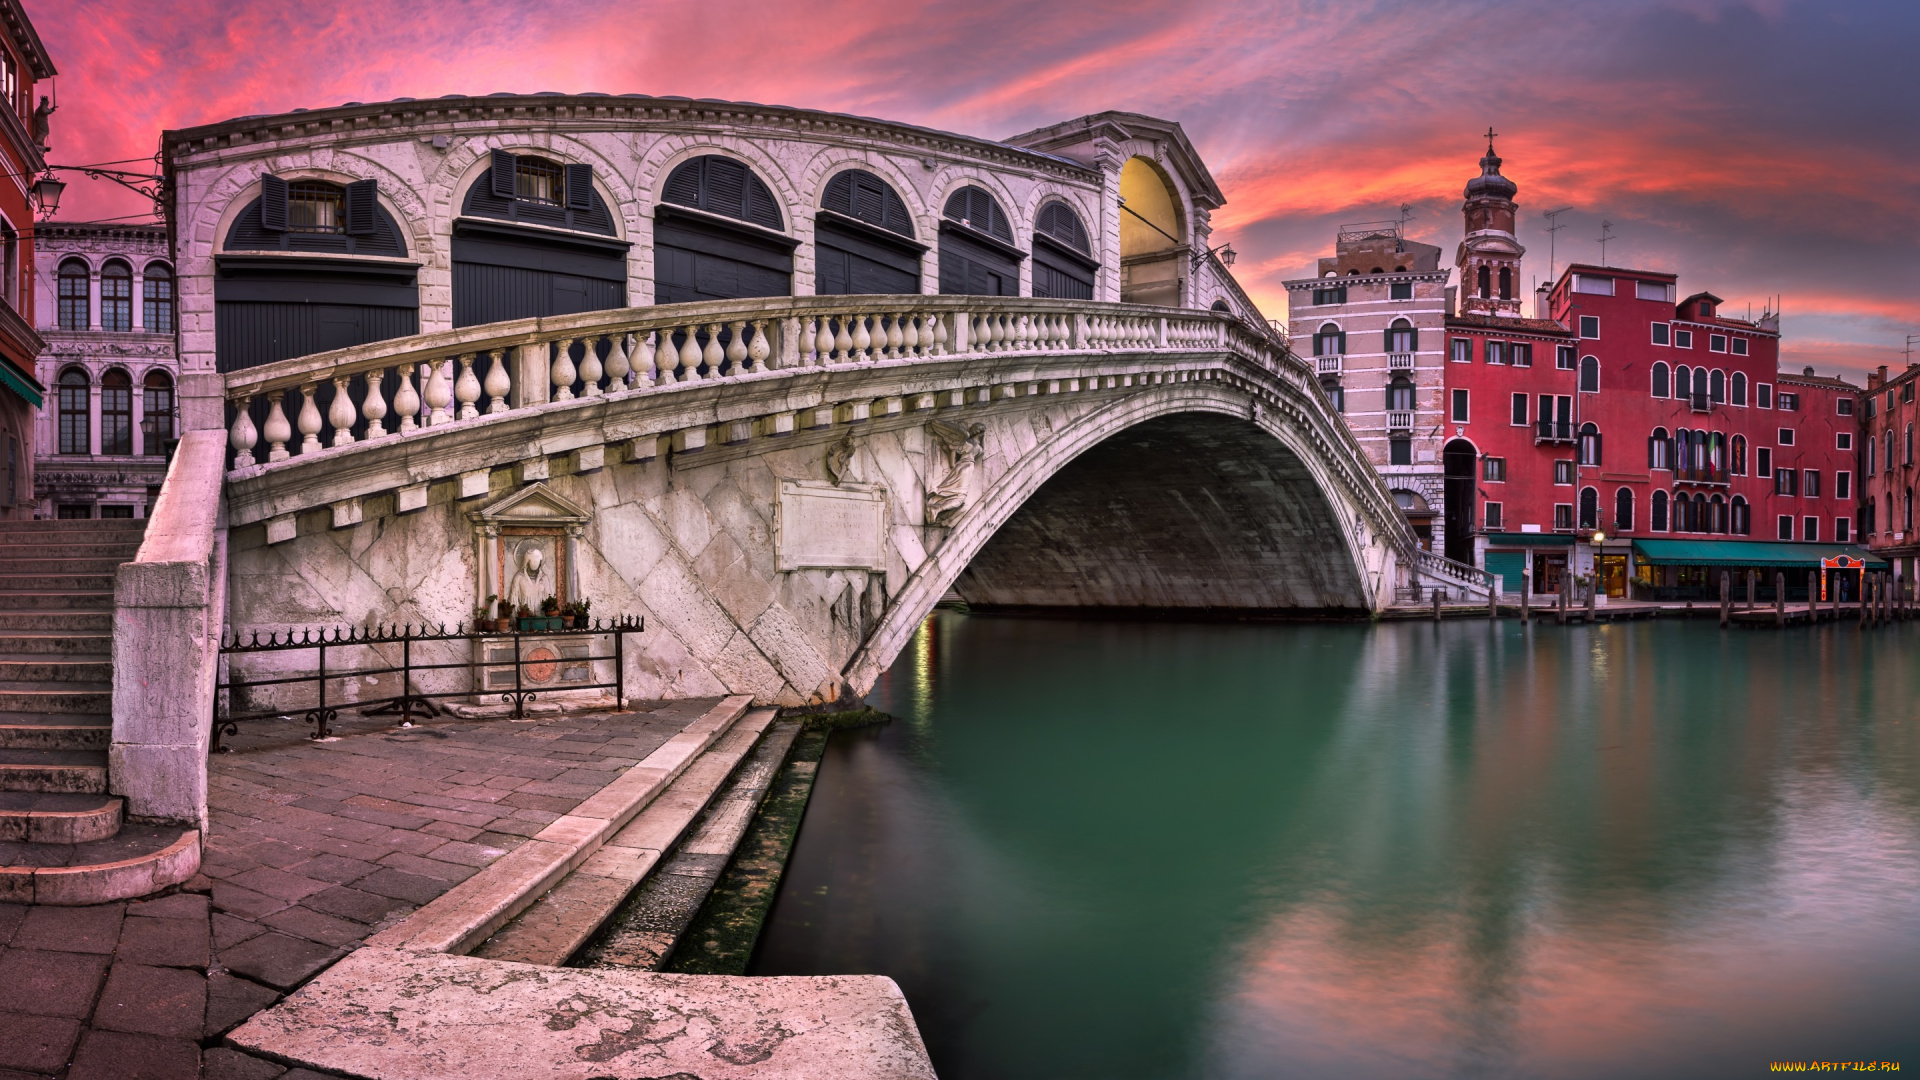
578;337;605;396
361;368;390;437
725;321;749;375
679;325;704;381
900;313;920;358
881;313;901;359
229;398;259;466
296;385;324;454
454;353;483;418
328;376;357;447
426;356;455;425
605;335;631;390
263;395;292;462
851;314;873;362
636;331;659;387
813;316;834;365
696;324;720;377
482;351;511;414
550;339;578;401
394;365;421;434
931;312;949;355
747;320;770;373
830;317;853;363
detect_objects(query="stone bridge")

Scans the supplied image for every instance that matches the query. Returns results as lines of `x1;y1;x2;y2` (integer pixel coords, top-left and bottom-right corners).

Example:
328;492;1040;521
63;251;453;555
211;294;1485;707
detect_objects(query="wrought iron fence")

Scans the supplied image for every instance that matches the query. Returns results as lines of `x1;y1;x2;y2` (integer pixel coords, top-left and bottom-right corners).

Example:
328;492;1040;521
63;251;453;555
212;616;643;752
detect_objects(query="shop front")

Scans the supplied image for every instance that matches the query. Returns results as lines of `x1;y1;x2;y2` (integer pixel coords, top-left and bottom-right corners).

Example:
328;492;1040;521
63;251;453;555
1628;539;1886;603
1481;532;1573;596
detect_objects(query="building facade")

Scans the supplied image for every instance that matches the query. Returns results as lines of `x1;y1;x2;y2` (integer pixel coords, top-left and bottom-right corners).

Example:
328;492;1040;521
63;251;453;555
0;0;54;518
31;223;178;517
1858;363;1920;581
1284;224;1449;548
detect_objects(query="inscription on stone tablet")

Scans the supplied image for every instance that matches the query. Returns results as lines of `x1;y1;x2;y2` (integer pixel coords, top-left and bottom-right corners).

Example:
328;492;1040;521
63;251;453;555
776;481;887;571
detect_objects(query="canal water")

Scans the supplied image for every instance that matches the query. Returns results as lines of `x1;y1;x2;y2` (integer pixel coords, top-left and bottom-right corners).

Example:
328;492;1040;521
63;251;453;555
751;613;1920;1079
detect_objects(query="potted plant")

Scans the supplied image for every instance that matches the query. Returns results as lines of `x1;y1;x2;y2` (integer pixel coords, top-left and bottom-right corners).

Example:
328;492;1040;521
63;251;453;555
540;595;561;631
572;598;592;629
493;597;512;633
516;603;537;632
473;603;491;631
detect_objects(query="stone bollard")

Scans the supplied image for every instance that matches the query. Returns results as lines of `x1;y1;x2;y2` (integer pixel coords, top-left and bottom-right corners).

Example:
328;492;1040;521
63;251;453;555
1775;572;1786;627
1720;571;1731;628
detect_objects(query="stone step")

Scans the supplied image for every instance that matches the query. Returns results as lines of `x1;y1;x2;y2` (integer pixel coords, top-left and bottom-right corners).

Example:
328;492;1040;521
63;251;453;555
0;590;115;611
0;823;199;905
0;630;114;655
366;694;755;957
0;558;133;574
0;747;109;794
0;681;112;714
471;708;782;967
0;573;117;591
0;654;112;683
0;525;146;540
0;611;114;633
0;712;112;751
0;792;122;844
0;538;143;553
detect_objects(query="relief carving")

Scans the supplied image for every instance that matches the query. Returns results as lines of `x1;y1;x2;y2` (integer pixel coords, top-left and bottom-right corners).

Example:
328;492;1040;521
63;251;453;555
925;420;985;528
824;430;858;486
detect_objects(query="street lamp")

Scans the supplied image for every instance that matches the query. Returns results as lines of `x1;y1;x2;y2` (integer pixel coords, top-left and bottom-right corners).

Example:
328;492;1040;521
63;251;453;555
29;174;64;217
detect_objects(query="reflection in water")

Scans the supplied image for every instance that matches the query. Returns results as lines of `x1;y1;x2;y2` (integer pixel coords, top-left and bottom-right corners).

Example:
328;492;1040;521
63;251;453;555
752;614;1920;1079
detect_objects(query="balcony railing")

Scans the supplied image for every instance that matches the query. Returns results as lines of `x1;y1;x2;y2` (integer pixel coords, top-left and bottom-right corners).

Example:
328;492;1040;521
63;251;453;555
1689;391;1712;412
1387;410;1414;431
1536;419;1573;443
1388;352;1414;370
1673;464;1731;486
1317;355;1342;375
221;297;1243;470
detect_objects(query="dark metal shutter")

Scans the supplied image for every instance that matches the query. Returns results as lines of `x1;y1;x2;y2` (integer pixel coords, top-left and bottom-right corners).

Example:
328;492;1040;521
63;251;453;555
706;158;747;216
663;160;703;207
490;149;517;198
1036;202;1090;253
344;179;378;236
565;164;594;211
743;174;782;231
260;175;288;232
944;186;1013;245
823;170;913;236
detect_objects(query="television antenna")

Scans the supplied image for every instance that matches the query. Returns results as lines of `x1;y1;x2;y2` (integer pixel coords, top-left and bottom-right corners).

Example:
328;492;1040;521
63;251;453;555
1543;207;1573;280
1906;334;1920;365
1597;220;1615;267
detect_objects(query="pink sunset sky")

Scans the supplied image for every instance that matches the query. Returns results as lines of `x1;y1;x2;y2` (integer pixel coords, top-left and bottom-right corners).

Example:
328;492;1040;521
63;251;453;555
30;0;1919;380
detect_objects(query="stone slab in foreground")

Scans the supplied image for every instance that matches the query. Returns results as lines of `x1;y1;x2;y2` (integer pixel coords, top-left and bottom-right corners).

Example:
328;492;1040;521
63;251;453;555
229;946;937;1080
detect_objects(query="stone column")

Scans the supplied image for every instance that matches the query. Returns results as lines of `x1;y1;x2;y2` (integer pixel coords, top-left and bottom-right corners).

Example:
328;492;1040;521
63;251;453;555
131;380;146;457
89;378;103;457
89;267;103;331
131;266;146;331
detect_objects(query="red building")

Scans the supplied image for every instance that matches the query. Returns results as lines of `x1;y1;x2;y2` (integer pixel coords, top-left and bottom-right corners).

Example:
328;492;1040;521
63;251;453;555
1431;145;1871;601
1858;363;1920;582
0;0;53;518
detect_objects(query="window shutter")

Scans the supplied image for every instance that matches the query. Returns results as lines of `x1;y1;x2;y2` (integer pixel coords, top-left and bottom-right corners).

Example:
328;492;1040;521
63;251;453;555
1407;327;1419;352
823;172;854;217
1383;328;1395;353
344;179;378;235
259;174;289;232
1338;331;1347;355
851;174;885;224
706;158;747;216
491;149;518;199
663;159;703;207
564;164;594;212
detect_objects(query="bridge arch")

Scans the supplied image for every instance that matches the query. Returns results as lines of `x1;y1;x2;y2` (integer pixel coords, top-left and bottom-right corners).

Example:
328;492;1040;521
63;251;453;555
844;384;1381;693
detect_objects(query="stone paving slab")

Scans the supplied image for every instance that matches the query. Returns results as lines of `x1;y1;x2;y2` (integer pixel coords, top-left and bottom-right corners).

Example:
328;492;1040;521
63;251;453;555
229;947;936;1080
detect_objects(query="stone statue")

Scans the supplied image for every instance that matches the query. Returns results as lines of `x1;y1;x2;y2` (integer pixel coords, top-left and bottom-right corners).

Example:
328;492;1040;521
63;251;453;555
31;97;52;151
503;541;550;613
825;431;856;486
925;420;985;527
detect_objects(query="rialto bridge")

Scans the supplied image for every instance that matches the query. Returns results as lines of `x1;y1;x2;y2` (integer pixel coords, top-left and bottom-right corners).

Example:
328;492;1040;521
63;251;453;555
99;97;1486;835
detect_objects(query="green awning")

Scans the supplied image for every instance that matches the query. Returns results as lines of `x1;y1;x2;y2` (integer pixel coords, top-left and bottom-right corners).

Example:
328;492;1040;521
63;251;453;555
1483;532;1574;547
0;358;41;408
1631;539;1887;569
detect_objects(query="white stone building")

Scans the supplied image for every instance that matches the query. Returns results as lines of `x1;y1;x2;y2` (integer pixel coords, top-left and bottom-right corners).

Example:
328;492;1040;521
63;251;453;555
31;222;178;517
1284;222;1450;548
161;97;1266;431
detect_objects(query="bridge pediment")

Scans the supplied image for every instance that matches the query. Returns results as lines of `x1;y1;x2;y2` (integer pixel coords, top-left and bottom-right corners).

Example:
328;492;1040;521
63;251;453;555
469;482;593;529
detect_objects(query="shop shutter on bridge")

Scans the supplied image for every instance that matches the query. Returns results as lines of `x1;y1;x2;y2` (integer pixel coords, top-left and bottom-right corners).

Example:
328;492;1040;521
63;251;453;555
454;154;629;327
654;155;796;303
815;170;923;295
1031;201;1097;301
939;186;1023;297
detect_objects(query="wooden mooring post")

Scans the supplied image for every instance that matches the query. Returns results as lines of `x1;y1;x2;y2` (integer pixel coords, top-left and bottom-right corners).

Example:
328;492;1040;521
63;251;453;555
1720;571;1731;628
1434;588;1443;623
1521;578;1530;623
1860;575;1870;629
1489;584;1498;620
1746;572;1756;611
1775;572;1786;627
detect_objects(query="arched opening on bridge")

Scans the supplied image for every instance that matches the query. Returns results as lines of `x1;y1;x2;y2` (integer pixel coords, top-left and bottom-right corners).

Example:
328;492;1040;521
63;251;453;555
454;151;629;327
950;412;1369;615
939;186;1023;296
815;168;924;295
1031;200;1097;300
1118;157;1184;306
1442;439;1477;565
654;154;797;304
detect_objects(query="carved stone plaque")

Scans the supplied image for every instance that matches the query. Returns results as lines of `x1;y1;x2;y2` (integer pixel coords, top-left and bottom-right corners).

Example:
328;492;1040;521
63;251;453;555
776;480;887;571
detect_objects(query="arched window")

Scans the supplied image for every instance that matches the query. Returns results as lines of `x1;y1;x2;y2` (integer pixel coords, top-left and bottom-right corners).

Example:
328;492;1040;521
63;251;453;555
1731;495;1750;535
1580;355;1599;393
1886;429;1895;472
1388;376;1414;412
143;263;174;333
1675;365;1691;403
1710;431;1726;472
1579;487;1599;530
816;169;922;296
100;369;132;456
1385;318;1416;354
1731;371;1747;406
57;368;89;455
1615;487;1634;532
1319;376;1344;412
1030;200;1096;300
1652;489;1669;532
1906;423;1913;465
1476;264;1490;299
142;371;175;454
1693;494;1708;533
1313;323;1345;356
1579;421;1602;466
1651;361;1670;398
1710;368;1725;404
58;258;90;330
1211;299;1232;313
1693;366;1709;403
663;155;783;230
1731;434;1746;475
940;185;1020;296
1710;494;1727;534
1499;266;1513;300
1649;427;1671;470
1907;487;1914;533
99;261;132;332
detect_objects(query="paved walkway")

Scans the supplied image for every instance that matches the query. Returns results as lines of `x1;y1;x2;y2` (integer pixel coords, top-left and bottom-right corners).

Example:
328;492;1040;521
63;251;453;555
0;699;718;1080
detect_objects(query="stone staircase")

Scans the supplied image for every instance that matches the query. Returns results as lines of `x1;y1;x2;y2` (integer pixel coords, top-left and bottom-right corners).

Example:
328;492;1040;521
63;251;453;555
0;518;201;905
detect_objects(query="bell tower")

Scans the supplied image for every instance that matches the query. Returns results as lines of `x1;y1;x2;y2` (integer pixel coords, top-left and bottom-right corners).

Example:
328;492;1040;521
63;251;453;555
1456;130;1525;317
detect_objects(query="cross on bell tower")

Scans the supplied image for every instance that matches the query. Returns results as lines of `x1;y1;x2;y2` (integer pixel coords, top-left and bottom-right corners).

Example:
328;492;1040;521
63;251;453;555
1456;131;1526;317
